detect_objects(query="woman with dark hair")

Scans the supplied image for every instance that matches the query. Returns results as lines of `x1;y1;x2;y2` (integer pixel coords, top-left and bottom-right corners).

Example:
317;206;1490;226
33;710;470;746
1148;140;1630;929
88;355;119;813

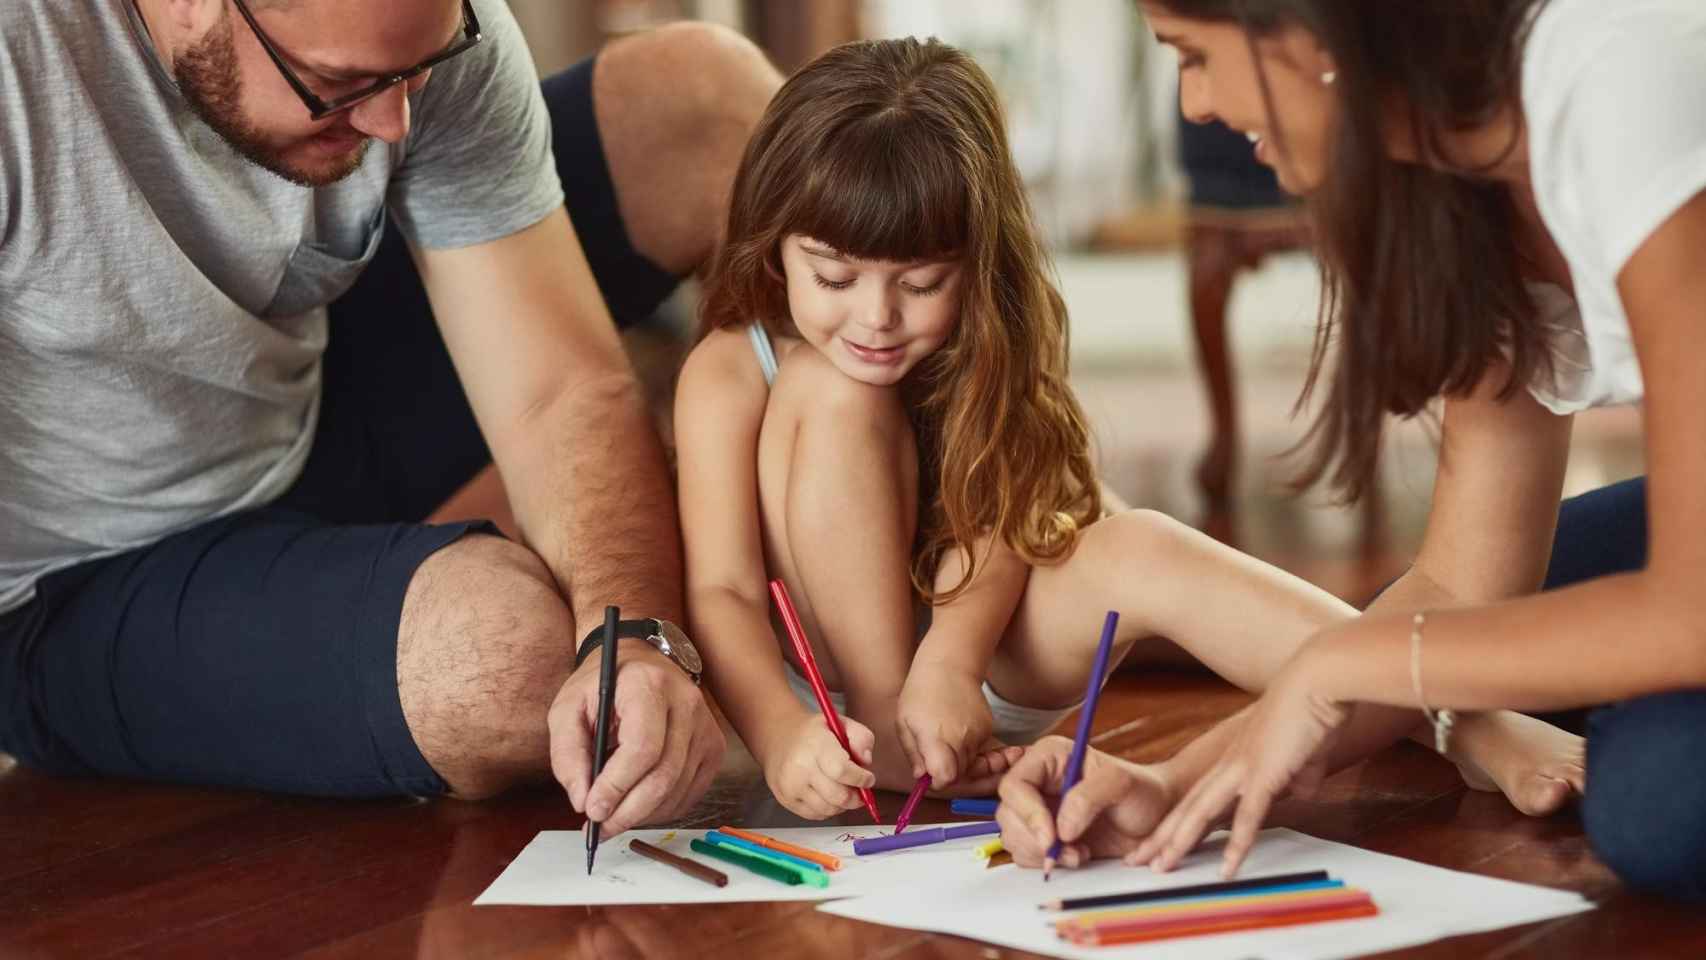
996;0;1706;901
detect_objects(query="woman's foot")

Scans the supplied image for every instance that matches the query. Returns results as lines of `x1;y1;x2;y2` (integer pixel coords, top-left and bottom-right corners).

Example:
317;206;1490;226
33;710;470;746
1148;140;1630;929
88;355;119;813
1445;710;1585;816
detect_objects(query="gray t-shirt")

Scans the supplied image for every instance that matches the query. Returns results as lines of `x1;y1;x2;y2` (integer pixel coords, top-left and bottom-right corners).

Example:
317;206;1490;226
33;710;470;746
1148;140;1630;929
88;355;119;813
0;0;565;612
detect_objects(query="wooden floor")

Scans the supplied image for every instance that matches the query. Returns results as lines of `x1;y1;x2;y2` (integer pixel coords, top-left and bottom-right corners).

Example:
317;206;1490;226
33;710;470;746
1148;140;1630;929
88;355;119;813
0;334;1676;957
6;670;1704;959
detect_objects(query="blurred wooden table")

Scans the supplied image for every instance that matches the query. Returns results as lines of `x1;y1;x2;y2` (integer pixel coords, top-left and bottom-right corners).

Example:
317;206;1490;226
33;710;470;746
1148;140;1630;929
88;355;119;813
5;672;1703;959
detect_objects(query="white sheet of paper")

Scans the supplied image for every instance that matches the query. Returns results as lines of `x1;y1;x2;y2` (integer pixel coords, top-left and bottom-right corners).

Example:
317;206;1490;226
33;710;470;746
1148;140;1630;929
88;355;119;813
474;824;1000;905
819;828;1595;960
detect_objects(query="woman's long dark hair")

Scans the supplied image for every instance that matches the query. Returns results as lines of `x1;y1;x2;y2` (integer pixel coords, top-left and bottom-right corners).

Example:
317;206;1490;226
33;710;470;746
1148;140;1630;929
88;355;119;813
1156;0;1554;501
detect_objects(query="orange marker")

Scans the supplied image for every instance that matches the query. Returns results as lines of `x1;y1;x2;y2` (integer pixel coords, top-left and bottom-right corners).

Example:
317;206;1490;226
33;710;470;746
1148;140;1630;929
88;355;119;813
716;826;842;871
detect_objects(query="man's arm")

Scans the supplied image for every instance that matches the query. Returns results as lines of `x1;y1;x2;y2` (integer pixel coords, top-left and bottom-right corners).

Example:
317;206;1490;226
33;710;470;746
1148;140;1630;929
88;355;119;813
414;208;679;628
412;207;721;833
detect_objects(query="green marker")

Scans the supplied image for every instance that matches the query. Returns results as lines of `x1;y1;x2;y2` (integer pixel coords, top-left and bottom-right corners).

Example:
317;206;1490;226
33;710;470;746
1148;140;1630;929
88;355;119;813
690;838;803;887
704;834;829;887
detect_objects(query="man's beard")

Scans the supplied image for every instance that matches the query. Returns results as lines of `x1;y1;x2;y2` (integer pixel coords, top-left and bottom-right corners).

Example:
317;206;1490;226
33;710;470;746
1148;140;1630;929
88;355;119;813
173;15;367;188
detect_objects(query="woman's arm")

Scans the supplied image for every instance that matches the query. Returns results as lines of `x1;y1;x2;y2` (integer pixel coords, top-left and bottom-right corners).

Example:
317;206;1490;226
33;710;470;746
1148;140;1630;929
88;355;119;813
1135;193;1706;879
1307;192;1706;712
1320;356;1574;759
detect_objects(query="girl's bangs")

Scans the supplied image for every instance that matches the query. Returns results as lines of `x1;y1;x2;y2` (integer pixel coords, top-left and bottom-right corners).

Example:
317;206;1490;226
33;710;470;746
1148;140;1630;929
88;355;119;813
786;120;969;264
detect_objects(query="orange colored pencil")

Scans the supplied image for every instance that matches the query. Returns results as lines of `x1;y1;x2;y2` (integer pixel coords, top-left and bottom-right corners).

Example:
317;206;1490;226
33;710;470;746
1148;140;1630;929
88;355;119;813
716;825;842;871
1063;902;1379;946
1054;885;1363;930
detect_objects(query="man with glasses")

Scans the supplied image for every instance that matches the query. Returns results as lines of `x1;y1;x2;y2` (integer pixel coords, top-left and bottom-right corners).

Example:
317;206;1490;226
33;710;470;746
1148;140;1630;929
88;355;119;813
0;0;779;836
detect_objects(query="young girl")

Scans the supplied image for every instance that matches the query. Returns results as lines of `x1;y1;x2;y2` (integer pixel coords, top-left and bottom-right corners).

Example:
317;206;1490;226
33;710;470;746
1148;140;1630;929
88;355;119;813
675;36;1572;823
997;0;1706;903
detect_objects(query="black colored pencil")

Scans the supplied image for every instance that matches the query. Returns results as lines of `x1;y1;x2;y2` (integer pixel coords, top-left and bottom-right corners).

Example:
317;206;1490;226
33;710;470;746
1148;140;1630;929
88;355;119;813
1040;869;1332;912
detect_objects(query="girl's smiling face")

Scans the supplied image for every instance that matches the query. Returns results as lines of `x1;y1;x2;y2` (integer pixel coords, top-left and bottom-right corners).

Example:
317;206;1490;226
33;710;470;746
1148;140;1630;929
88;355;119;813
779;234;963;386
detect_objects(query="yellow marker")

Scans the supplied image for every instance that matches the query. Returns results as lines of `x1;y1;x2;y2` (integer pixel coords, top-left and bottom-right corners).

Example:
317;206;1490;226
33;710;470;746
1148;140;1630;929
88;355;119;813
974;837;1005;859
661;831;677;842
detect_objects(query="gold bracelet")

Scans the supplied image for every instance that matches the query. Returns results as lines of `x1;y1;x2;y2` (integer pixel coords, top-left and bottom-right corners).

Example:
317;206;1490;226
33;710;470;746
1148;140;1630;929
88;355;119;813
1409;612;1456;754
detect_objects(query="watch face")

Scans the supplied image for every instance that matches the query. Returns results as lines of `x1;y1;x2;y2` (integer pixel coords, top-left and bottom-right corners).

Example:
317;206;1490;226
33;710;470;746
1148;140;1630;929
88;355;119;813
655;620;703;675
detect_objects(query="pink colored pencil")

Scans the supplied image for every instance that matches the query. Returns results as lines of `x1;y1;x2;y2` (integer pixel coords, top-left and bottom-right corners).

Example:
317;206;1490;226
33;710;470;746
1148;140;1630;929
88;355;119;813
768;579;882;824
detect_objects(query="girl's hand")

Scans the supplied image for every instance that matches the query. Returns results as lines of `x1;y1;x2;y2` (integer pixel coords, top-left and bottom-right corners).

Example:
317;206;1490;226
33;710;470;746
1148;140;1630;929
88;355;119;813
995;736;1175;870
896;658;997;786
1130;662;1347;878
759;712;878;820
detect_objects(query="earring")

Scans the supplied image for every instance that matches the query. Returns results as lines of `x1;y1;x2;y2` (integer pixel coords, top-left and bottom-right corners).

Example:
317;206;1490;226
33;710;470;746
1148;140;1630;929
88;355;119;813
1321;70;1337;85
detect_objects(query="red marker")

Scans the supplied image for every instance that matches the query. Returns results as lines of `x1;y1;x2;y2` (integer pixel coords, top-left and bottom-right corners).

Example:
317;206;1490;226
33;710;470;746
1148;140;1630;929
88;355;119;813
769;579;882;824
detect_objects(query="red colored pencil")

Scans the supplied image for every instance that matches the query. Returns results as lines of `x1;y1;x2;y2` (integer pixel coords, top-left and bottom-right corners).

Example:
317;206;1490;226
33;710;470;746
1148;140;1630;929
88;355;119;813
1063;902;1378;946
1056;888;1374;937
769;578;882;824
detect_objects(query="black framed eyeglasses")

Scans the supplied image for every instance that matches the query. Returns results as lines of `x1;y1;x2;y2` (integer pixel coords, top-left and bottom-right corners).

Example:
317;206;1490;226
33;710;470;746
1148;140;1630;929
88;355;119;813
232;0;483;122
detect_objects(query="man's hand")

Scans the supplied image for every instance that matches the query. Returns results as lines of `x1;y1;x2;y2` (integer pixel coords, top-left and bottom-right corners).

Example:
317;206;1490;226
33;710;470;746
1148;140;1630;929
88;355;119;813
996;736;1175;870
549;644;724;837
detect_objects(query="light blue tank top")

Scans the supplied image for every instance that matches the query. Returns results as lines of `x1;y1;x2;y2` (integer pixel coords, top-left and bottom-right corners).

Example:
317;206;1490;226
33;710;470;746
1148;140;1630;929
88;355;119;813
747;323;780;386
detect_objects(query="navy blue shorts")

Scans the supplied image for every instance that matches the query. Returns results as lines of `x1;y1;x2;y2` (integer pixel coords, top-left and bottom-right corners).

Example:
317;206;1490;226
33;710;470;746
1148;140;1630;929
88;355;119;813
0;56;680;798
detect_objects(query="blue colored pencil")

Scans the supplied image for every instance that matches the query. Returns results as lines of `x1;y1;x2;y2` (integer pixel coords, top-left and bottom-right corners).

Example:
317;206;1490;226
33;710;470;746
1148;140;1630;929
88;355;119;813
1042;874;1341;912
1045;611;1119;880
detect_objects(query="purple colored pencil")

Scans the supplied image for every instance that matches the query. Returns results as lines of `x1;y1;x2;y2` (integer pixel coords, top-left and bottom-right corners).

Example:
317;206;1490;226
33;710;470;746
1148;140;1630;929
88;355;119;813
1045;611;1119;879
854;821;1001;855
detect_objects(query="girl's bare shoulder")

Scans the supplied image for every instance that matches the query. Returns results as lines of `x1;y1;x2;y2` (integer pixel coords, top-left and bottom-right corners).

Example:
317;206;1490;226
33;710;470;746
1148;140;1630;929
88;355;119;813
676;325;772;417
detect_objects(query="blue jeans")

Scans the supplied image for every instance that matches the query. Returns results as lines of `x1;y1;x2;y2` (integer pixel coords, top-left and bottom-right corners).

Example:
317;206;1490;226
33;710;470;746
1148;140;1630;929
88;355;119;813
1545;477;1706;902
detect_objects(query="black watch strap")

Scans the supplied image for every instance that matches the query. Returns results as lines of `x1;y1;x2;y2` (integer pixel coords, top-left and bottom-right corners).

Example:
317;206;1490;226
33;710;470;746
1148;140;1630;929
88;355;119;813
574;618;661;671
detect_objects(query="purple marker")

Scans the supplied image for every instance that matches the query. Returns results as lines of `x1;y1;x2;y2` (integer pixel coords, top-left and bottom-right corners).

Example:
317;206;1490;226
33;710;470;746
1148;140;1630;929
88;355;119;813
853;821;1001;855
894;774;932;834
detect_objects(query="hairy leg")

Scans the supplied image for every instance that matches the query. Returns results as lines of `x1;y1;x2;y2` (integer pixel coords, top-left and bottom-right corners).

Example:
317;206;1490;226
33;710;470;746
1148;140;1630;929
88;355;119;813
397;534;575;800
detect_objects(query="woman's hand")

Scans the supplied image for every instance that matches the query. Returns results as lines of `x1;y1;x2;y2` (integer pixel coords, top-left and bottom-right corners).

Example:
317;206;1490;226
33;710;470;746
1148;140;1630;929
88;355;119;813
1131;658;1348;877
995;736;1175;870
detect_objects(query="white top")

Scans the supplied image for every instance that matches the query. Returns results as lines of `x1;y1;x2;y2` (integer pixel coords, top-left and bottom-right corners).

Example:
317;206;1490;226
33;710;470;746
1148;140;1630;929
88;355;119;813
1522;0;1706;414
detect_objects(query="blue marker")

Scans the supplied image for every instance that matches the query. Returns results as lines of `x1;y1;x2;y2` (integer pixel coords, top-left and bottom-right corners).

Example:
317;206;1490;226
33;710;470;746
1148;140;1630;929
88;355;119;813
704;830;827;874
950;798;999;817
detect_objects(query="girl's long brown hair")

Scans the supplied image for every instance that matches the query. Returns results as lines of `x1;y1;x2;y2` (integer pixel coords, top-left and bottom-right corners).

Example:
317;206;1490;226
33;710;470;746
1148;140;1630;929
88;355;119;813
699;37;1101;603
1155;0;1554;501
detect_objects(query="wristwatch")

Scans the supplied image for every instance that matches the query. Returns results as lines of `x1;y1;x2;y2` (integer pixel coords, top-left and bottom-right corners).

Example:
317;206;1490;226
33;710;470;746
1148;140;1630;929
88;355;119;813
575;617;703;685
